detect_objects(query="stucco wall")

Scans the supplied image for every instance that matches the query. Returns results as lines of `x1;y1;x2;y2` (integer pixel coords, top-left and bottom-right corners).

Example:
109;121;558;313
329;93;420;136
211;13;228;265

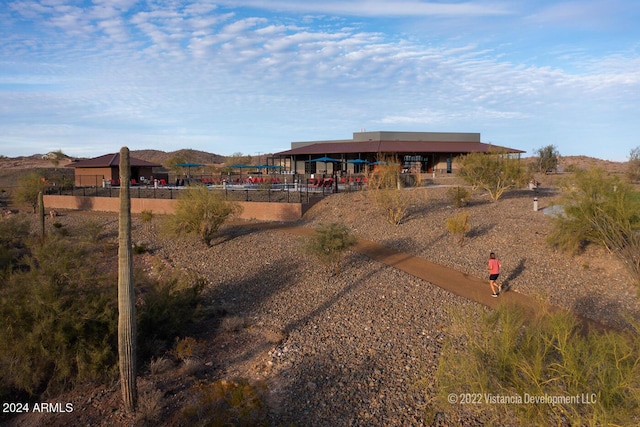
43;195;305;222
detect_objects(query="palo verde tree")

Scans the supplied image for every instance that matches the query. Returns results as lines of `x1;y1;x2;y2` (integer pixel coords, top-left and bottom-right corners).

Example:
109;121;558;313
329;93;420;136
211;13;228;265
458;149;526;202
627;146;640;183
118;146;137;412
14;171;49;213
368;155;422;225
533;144;560;174
224;152;253;169
547;168;640;289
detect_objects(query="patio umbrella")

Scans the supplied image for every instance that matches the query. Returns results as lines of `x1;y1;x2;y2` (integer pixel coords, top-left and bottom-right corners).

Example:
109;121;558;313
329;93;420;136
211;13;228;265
308;156;342;163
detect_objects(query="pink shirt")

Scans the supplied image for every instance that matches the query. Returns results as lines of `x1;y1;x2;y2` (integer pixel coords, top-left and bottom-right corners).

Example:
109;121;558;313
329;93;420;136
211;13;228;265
488;259;501;274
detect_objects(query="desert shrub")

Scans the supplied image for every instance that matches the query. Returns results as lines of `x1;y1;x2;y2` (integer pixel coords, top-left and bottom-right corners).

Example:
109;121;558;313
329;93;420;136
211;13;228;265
137;275;205;361
446;186;471;207
133;242;148;254
0;230;204;401
140;210;154;231
305;222;356;275
374;188;413;226
136;387;163;425
77;218;106;242
163;185;240;246
434;304;640;426
547;168;640;288
0;214;31;278
0;236;119;398
150;356;174;375
220;315;249;333
367;160;421;225
172;337;206;362
445;211;471;247
181;379;268;427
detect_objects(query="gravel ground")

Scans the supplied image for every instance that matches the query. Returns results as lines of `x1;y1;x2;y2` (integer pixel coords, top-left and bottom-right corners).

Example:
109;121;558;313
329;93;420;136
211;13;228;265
12;184;639;426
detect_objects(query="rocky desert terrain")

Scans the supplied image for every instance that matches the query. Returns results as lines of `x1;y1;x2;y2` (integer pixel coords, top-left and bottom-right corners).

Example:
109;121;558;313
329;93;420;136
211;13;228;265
1;153;637;426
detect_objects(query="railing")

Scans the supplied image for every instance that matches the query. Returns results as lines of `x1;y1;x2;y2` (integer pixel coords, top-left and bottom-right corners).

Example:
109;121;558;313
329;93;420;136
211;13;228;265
44;181;357;204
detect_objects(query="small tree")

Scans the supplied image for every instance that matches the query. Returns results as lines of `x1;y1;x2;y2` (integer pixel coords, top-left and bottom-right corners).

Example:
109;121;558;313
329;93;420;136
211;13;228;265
445;211;471;247
533;144;560;174
547;168;640;288
224;152;253;170
305;222;356;275
458;150;526;202
627;146;640;183
368;156;419;225
14;172;49;213
164;186;239;246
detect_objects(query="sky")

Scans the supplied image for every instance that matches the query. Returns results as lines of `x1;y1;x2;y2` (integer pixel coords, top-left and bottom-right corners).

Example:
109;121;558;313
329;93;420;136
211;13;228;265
1;1;639;161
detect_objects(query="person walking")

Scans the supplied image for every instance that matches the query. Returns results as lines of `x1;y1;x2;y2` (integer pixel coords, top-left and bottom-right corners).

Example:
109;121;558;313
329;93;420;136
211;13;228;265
487;252;502;297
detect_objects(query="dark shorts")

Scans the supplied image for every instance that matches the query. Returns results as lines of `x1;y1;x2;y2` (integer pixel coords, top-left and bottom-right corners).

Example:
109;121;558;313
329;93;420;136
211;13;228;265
489;274;499;281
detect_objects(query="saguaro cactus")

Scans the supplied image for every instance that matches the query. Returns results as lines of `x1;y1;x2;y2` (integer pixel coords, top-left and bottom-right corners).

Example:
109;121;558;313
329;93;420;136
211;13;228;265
38;191;45;241
118;146;137;412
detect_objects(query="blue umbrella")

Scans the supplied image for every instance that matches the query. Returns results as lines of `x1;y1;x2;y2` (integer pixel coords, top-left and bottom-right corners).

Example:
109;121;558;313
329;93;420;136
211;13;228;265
307;156;342;163
347;159;369;164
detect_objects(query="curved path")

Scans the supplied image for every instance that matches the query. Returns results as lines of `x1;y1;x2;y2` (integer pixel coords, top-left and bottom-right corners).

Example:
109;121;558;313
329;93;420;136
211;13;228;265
280;225;608;332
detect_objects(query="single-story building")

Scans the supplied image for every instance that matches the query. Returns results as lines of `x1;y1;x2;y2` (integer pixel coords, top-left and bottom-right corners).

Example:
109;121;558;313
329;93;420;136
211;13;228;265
272;131;525;175
65;153;163;187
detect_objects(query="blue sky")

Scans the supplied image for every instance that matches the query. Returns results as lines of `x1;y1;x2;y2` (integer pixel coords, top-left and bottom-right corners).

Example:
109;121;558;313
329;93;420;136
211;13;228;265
1;0;639;161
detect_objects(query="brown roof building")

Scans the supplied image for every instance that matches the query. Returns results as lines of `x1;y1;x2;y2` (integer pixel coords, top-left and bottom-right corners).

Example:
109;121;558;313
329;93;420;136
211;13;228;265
66;153;162;187
273;131;525;175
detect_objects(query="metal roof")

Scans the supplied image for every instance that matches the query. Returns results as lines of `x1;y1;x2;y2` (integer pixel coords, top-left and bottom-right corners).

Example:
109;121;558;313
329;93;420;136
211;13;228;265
275;140;525;156
65;153;162;168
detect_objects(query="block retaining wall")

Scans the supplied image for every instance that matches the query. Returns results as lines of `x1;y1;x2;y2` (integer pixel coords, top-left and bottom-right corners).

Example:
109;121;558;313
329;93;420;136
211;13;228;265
43;195;320;222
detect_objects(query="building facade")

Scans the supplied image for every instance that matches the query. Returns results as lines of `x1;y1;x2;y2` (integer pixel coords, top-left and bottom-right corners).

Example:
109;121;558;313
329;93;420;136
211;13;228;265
273;131;525;175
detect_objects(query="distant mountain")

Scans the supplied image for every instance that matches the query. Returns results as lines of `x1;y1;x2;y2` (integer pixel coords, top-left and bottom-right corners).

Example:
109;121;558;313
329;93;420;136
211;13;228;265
130;149;226;166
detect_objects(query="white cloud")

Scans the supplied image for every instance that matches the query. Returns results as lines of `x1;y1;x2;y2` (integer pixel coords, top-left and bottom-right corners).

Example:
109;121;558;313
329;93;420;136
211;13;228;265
1;0;639;161
213;0;513;17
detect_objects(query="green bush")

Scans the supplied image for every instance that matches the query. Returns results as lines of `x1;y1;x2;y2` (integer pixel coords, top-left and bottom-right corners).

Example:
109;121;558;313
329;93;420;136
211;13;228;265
0;227;204;401
0;214;31;278
136;273;205;361
434;304;640;426
0;236;119;398
547;168;640;288
446;186;471;207
445;211;471;247
304;222;356;275
163;186;240;246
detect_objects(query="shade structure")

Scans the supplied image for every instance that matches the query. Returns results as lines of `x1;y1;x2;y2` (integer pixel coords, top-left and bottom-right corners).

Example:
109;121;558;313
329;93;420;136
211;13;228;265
307;156;342;163
347;159;369;164
175;162;205;177
229;163;252;169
